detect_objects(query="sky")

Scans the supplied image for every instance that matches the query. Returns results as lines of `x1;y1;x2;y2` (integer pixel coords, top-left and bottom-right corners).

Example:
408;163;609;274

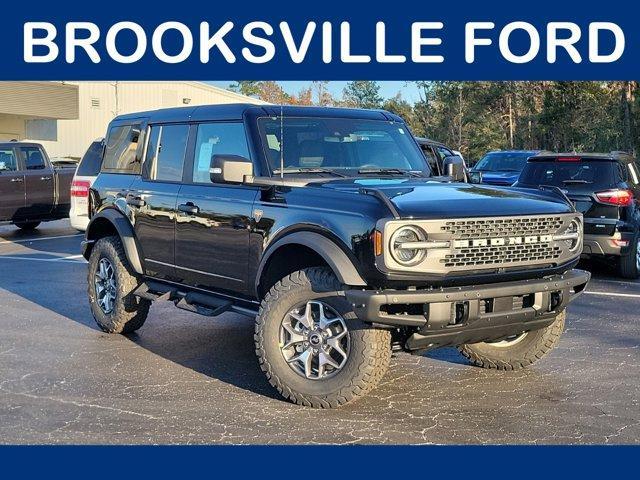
207;81;422;103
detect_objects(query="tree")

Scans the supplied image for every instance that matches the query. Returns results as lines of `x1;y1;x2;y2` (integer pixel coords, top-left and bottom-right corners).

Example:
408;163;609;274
229;81;261;97
312;81;335;106
382;94;417;131
342;81;383;109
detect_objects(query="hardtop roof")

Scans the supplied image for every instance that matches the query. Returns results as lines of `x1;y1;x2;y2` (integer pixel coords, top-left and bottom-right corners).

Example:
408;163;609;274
111;103;404;124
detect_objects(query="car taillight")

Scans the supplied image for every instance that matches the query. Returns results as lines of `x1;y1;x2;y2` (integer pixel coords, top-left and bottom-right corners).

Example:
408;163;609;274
595;189;634;206
71;180;90;198
557;156;581;162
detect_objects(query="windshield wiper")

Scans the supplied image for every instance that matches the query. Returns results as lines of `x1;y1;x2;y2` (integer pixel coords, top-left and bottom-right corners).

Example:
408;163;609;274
273;168;348;178
562;179;592;184
495;168;520;172
358;168;424;177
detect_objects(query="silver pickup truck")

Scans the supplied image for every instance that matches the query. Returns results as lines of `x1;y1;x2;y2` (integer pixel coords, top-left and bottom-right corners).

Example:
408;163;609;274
0;142;75;230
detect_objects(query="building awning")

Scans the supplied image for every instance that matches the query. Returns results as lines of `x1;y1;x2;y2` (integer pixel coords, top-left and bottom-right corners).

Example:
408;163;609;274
0;82;79;119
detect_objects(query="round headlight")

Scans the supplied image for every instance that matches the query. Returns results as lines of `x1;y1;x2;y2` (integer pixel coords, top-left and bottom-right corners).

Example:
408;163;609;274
565;218;581;251
390;226;427;266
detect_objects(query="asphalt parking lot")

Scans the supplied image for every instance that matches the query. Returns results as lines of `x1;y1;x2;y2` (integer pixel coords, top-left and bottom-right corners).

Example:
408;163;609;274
0;219;638;444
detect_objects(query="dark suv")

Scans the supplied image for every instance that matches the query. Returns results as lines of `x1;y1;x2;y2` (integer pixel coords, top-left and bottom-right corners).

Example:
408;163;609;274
82;104;590;408
516;152;640;278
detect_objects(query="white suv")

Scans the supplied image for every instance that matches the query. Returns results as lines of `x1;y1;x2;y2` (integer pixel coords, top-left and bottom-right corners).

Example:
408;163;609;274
70;138;103;231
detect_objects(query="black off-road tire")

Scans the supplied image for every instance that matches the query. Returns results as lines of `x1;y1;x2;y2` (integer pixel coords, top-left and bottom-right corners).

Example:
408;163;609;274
619;234;640;279
255;267;391;408
14;220;40;231
87;235;150;334
458;310;566;370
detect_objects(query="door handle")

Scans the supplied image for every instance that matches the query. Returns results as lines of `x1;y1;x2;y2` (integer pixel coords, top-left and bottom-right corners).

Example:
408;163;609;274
178;203;200;215
40;176;52;181
10;177;23;183
126;195;146;207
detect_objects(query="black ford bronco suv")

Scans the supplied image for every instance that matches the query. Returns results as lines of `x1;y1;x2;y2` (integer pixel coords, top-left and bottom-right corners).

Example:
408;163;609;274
83;104;590;408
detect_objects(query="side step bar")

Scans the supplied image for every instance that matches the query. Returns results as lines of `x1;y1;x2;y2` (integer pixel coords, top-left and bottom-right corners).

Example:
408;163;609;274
132;281;252;318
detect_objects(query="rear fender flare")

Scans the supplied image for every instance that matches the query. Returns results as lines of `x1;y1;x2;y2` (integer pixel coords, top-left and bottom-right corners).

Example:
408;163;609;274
84;209;144;275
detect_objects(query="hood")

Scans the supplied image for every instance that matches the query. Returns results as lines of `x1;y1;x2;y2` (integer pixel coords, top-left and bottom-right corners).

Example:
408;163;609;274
475;170;520;186
317;178;573;219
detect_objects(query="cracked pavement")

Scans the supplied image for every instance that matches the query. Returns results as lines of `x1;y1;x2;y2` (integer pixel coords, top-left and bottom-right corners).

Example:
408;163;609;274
0;220;638;444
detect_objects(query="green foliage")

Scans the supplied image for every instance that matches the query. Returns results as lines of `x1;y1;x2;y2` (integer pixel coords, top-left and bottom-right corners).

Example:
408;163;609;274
228;81;262;97
342;81;383;109
411;81;638;162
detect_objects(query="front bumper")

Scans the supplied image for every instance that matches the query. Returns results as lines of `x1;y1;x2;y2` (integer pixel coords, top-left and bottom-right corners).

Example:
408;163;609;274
345;269;590;351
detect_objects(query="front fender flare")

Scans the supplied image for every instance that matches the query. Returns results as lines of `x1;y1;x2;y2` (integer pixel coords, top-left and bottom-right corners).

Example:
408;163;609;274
84;209;144;275
256;231;367;294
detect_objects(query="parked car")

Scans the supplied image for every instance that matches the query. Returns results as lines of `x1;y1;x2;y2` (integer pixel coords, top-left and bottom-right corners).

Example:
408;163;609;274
470;150;539;186
415;137;467;181
82;104;589;408
70;138;104;231
0;141;75;230
516;152;640;278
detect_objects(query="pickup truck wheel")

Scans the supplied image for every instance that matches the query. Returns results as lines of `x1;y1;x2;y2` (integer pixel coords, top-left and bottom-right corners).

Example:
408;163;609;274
458;310;565;370
619;235;640;279
14;221;40;231
87;235;150;334
255;267;391;408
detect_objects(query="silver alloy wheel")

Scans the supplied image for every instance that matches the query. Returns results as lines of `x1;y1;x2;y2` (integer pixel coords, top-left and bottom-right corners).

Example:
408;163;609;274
279;300;350;380
636;239;640;270
94;258;116;314
486;332;528;348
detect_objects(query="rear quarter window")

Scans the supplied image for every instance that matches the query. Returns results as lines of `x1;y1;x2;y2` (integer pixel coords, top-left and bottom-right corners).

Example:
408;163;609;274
519;161;618;190
102;124;142;173
76;141;104;176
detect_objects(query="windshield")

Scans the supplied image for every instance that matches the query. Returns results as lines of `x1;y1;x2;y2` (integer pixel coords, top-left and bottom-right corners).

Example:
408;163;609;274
474;152;533;172
258;117;429;176
518;161;619;190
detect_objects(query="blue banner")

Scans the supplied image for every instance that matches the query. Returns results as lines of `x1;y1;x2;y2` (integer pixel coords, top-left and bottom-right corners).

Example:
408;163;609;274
3;0;638;80
0;445;637;477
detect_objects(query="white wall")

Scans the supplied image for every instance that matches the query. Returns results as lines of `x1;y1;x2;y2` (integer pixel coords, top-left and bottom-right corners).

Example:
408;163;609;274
33;82;266;158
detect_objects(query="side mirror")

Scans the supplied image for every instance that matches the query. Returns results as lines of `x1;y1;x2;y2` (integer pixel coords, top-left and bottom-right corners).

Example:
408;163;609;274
442;155;466;182
468;171;483;184
210;154;253;184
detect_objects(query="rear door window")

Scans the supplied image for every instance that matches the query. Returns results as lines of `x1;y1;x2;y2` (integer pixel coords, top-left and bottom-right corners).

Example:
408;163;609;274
145;124;189;182
103;124;142;173
0;148;18;172
76;141;104;176
21;146;46;170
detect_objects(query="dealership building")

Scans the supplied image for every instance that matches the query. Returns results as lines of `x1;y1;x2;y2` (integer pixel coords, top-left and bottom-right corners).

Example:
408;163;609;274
0;81;266;159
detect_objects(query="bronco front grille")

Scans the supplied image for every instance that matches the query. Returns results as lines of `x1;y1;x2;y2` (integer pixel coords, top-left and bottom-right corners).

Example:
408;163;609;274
440;216;564;268
440;216;564;239
378;213;582;275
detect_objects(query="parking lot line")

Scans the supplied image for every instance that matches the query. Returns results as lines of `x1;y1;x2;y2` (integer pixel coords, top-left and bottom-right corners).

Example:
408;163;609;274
0;233;83;245
0;255;86;263
585;291;640;299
